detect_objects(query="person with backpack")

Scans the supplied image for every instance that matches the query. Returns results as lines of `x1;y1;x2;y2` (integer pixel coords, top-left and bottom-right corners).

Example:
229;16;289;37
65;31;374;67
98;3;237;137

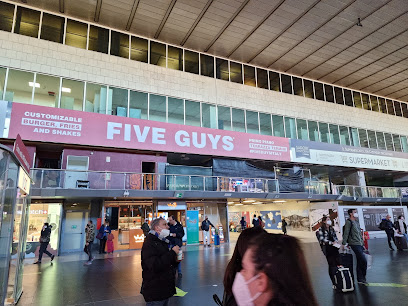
316;216;341;289
342;209;367;285
379;215;396;250
239;217;247;231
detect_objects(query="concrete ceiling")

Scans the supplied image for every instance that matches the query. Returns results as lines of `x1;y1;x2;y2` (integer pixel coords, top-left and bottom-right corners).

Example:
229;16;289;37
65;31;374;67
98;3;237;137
16;0;408;101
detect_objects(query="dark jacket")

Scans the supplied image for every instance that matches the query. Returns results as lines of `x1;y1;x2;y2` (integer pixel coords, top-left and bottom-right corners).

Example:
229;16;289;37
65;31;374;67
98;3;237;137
168;221;184;247
394;220;407;233
40;226;52;243
141;222;150;235
282;219;288;232
252;218;259;227
141;233;177;302
201;219;214;231
98;225;111;239
239;219;246;229
379;219;394;233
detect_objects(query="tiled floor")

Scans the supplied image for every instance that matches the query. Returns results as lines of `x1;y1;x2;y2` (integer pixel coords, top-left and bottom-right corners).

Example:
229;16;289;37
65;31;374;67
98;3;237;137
17;237;408;305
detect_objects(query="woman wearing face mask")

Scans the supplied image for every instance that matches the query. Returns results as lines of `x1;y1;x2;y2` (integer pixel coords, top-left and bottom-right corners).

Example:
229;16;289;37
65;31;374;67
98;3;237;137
394;215;408;248
232;233;317;306
317;216;341;289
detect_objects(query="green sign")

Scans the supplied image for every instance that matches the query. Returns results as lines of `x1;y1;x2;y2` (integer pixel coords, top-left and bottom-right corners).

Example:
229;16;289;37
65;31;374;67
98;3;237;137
176;192;183;198
186;210;199;244
71;225;77;229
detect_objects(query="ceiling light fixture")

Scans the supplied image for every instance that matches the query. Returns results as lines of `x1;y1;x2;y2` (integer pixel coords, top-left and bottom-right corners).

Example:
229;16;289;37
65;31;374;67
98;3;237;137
28;82;40;88
243;199;255;203
227;201;234;204
61;87;71;93
273;200;286;203
235;203;243;206
356;18;362;27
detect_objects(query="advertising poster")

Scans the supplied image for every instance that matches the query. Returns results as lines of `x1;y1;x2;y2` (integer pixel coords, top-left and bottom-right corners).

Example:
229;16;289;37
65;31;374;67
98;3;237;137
362;208;388;231
260;210;282;230
186;210;199;244
392;208;405;221
310;209;340;235
281;210;310;231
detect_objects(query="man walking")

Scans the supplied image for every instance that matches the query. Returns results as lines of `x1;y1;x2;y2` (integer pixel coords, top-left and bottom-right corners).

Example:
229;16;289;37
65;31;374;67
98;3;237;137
201;216;214;247
84;220;95;265
141;218;180;306
142;218;150;237
282;218;288;235
379;215;396;251
252;214;259;227
34;223;55;264
342;209;367;285
168;215;185;277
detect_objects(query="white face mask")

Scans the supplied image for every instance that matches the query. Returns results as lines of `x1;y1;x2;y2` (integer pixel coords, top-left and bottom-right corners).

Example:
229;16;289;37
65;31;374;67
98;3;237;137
326;220;332;226
159;228;170;239
353;213;358;218
232;272;262;306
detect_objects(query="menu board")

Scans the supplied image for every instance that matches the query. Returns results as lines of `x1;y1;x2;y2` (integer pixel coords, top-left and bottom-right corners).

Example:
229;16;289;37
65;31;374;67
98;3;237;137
392;208;405;221
362;208;388;231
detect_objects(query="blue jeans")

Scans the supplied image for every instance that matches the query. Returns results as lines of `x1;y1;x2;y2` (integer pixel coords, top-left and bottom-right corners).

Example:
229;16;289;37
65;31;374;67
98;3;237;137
146;299;169;306
350;245;367;282
403;233;408;243
177;262;181;274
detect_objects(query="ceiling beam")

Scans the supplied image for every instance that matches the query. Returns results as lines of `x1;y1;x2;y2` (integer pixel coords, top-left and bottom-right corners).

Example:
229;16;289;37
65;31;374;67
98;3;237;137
126;0;141;31
247;0;321;64
204;0;250;53
180;0;213;46
154;0;178;39
267;0;357;67
316;11;408;82
94;0;103;22
285;0;393;75
59;0;64;13
390;88;408;99
370;72;408;94
226;0;285;58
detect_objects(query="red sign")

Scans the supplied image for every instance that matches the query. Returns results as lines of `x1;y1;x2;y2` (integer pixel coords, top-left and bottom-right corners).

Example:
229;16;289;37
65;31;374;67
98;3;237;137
8;103;290;161
13;134;32;173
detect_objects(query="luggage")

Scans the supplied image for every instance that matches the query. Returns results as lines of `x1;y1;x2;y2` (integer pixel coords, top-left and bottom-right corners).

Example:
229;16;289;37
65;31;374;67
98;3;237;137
334;267;354;293
395;236;408;250
339;252;354;280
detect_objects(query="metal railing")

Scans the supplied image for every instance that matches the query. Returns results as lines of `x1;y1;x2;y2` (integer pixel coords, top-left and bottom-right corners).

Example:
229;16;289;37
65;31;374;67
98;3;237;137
335;185;401;198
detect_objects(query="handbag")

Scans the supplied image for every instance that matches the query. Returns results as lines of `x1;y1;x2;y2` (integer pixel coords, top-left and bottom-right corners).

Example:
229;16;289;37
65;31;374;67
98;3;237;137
365;252;373;270
96;232;103;239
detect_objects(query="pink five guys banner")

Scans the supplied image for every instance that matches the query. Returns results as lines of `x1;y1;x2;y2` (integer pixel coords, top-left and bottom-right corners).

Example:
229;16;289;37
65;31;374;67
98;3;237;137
8;103;290;162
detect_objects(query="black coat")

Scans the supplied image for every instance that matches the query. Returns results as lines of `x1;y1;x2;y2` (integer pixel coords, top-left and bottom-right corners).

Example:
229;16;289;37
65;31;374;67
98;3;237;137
40;226;52;243
394;220;407;233
141;233;177;302
168;221;184;247
380;219;394;233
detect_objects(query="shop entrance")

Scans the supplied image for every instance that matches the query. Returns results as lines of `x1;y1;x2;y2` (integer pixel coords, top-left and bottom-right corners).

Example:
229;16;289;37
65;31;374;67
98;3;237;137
61;211;88;253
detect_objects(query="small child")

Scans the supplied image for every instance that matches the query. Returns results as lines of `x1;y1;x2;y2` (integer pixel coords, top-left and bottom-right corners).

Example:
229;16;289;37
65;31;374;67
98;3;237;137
363;230;370;251
107;233;114;254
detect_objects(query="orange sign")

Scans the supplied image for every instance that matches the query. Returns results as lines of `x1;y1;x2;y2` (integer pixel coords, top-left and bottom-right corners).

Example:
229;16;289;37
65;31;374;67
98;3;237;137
129;229;145;249
167;202;177;207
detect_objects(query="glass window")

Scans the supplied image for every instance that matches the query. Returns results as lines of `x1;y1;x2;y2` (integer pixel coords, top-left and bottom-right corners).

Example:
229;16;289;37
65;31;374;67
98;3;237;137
60;79;84;111
303;80;314;98
5;69;34;104
232;108;245;132
343;89;353;107
256;68;268;89
401;103;408;118
376;132;386;150
216;58;229;81
269;72;281;92
200;54;214;78
14;7;40;38
378;97;387;113
281;74;292;94
339;125;350;145
131;37;148;63
110;31;129;59
334;87;344;105
370;95;379;112
230;62;242;84
0;67;6;99
259;113;272;136
349;127;360;147
129;90;148;119
272;115;284;137
246;111;259;134
150;42;166;67
384;133;394;150
386;99;395;115
401;136;408;153
40;13;64;43
167;46;183;71
353;92;362;108
393;134;402;151
108;87;128;116
243;65;256;87
284;117;296;139
308;121;319;142
168;97;184;124
314;82;324;101
324;84;334;103
0;1;14;32
218;106;231;130
296;119;308;140
185;100;200;126
85;83;107;114
65;19;87;49
318;122;330;143
329;124;340;144
88;26;109;54
149;94;166;122
33;74;60;107
367;130;377;149
201;103;217;129
358;129;369;148
184;50;199;74
293;77;303;96
394;101;402;117
361;93;370;110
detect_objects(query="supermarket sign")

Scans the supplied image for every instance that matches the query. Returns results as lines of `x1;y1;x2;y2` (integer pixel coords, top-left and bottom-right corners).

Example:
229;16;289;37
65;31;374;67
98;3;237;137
8;103;290;162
